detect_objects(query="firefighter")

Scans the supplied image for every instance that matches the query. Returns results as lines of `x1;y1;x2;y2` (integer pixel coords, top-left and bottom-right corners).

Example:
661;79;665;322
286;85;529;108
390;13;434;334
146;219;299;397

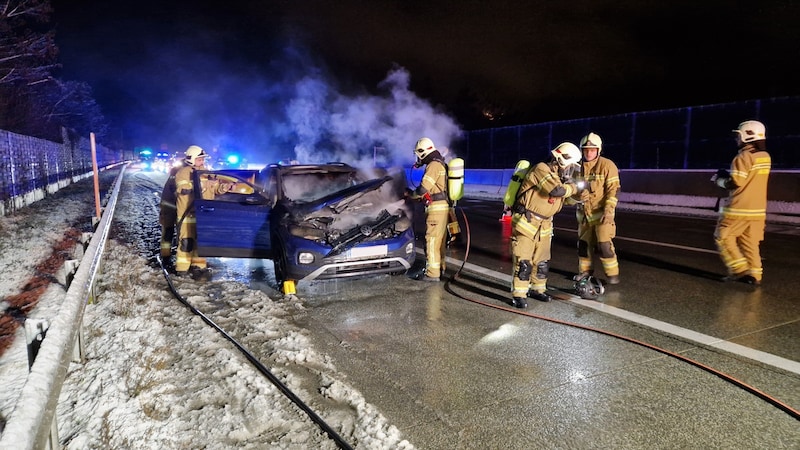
159;154;188;261
711;120;771;285
406;137;449;282
509;142;580;308
573;132;621;285
174;145;233;279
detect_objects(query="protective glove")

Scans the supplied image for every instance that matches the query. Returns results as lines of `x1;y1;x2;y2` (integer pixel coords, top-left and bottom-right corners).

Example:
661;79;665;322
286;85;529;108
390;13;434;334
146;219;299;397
710;168;730;183
601;207;615;225
580;189;592;203
562;181;577;197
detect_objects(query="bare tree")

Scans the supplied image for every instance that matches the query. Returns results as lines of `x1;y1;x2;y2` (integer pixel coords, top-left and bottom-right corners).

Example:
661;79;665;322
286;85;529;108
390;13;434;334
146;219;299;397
0;1;109;142
44;79;108;137
0;0;59;86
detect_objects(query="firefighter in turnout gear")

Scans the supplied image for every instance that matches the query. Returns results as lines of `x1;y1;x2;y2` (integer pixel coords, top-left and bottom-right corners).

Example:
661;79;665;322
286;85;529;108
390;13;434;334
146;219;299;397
509;142;580;308
712;120;771;285
159;155;188;260
174;145;233;279
407;137;449;282
573;132;621;285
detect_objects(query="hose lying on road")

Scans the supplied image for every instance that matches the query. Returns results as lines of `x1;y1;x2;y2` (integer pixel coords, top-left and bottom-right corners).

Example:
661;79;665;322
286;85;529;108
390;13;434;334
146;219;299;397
443;207;800;421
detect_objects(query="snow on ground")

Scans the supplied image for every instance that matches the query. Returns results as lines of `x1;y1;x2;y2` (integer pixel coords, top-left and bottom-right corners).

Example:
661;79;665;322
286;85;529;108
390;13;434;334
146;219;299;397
0;169;414;449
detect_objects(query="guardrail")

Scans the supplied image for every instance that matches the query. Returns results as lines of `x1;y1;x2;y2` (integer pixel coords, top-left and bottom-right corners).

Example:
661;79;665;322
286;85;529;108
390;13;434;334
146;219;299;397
406;168;800;219
0;165;126;450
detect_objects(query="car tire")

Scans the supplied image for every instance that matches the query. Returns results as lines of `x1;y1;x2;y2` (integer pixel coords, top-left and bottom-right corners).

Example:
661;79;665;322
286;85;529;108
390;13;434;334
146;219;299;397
273;251;287;285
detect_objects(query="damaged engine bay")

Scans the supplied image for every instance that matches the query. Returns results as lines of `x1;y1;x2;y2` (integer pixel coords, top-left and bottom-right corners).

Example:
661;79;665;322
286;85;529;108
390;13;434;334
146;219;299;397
281;173;413;257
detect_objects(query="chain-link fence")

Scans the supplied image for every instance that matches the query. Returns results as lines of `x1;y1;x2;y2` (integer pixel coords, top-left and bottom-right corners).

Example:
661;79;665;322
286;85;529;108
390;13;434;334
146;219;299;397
0;128;127;214
463;96;800;170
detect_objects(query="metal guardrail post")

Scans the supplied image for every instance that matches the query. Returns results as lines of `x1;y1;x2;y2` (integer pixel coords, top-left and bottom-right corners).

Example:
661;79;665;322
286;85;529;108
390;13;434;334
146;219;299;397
23;319;60;450
25;320;49;371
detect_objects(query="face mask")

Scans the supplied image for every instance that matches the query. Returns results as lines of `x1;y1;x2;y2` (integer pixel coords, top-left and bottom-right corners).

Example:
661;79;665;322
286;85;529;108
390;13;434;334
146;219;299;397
560;163;578;181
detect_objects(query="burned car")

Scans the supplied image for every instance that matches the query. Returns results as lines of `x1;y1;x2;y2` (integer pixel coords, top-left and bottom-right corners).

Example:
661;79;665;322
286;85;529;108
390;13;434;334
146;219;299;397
192;163;415;293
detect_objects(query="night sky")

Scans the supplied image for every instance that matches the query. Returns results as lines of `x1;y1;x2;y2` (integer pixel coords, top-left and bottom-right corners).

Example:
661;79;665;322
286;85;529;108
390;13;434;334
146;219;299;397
50;0;800;162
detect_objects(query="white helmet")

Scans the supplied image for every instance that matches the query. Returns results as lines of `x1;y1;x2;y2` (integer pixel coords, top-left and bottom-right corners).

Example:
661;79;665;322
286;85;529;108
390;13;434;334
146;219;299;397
184;145;207;166
579;132;603;153
551;142;581;168
732;120;766;143
414;137;437;160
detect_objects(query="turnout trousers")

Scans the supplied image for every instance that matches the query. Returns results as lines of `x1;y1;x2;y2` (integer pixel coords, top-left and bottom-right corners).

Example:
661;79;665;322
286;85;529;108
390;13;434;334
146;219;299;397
175;215;207;272
577;220;619;277
423;201;449;278
714;217;765;282
511;214;553;298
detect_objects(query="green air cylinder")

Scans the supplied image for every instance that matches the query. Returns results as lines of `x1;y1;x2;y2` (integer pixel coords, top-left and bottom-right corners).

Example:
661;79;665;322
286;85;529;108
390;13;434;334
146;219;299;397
503;160;530;207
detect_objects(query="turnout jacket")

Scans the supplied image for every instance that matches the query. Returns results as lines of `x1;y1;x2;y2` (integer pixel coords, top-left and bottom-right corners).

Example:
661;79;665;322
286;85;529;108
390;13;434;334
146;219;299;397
174;165;231;221
720;143;771;220
575;156;620;224
412;159;449;212
514;161;576;221
159;162;185;224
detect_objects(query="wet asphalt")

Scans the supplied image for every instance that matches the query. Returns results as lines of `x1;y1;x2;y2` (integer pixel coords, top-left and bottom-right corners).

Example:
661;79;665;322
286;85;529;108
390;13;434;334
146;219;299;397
254;198;800;449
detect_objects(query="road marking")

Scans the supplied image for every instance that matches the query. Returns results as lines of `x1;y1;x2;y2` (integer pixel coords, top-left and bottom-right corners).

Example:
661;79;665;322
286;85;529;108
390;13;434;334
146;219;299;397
554;227;718;254
440;253;800;376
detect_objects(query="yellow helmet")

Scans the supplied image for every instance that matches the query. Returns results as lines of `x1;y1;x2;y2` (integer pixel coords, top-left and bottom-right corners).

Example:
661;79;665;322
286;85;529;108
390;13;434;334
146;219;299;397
184;145;207;166
414;137;437;160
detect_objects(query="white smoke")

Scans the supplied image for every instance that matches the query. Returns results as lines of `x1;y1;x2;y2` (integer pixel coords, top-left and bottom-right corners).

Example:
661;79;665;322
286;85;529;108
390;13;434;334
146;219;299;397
144;39;462;169
286;65;463;168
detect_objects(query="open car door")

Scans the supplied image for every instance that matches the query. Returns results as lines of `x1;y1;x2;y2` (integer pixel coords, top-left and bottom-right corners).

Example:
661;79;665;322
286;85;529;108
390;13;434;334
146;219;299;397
192;170;273;259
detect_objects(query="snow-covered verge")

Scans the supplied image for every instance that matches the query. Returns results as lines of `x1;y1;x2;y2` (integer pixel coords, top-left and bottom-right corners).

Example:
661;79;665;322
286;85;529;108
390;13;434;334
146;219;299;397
54;241;413;449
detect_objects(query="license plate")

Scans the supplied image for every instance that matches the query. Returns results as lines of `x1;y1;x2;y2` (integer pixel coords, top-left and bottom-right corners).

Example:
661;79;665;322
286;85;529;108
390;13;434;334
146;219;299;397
348;245;387;258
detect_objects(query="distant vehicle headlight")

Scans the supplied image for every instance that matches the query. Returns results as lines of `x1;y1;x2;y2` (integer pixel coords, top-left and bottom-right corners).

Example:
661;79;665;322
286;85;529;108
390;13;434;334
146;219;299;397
298;252;315;264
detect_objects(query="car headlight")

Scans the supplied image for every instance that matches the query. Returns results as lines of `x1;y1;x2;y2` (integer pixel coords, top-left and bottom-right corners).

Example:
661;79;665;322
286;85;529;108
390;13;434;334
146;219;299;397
298;252;315;264
405;242;414;255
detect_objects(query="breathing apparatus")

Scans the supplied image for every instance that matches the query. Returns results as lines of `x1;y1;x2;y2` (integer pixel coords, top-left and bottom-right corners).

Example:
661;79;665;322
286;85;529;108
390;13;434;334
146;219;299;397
503;159;530;207
447;157;465;240
574;274;605;300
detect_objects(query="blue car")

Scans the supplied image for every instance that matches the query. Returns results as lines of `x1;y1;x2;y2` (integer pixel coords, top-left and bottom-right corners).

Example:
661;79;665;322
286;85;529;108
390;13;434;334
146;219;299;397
192;163;416;293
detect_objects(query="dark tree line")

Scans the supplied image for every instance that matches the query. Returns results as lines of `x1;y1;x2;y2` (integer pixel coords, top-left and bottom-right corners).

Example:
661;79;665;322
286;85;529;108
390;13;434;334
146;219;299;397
0;0;109;143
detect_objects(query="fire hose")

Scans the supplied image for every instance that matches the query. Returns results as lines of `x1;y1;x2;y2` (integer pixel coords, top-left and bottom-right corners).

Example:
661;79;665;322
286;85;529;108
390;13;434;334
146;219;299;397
443;206;799;421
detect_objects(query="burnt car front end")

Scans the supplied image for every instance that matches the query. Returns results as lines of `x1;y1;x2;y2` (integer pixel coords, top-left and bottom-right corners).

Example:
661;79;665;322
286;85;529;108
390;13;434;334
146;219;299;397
273;167;415;282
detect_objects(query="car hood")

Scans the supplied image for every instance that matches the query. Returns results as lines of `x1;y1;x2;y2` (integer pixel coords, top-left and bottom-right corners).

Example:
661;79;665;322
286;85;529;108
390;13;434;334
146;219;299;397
281;173;412;255
293;175;395;215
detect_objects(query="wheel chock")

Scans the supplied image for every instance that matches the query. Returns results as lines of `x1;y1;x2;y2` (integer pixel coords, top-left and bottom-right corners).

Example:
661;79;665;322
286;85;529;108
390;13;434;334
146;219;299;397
282;280;297;295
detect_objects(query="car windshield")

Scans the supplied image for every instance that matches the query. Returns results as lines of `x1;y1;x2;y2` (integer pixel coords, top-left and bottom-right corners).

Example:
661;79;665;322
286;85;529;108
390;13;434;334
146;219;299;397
281;171;357;203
